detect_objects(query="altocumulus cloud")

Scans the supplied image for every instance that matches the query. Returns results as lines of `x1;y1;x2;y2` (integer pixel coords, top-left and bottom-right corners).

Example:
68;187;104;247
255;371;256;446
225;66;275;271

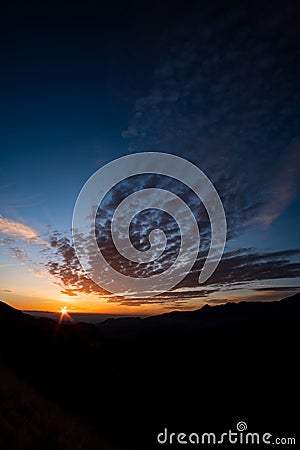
6;3;300;307
42;230;300;306
123;2;300;233
41;3;300;306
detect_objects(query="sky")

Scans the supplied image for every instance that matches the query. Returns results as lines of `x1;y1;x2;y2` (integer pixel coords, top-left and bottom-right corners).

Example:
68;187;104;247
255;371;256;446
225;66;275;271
0;0;300;314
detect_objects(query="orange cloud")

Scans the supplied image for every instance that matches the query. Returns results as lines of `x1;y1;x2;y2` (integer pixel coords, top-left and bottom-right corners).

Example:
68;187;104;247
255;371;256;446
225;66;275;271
0;214;39;242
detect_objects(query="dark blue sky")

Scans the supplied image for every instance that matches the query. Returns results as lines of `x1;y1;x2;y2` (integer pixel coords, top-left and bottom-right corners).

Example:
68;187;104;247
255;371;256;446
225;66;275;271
0;1;300;311
0;1;154;229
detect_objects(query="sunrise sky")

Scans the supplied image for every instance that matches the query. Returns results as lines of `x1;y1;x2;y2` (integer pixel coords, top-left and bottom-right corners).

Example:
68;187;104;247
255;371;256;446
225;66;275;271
0;1;300;314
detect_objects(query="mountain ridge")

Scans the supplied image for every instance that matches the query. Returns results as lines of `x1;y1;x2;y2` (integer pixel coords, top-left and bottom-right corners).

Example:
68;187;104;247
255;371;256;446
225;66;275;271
95;292;300;335
1;292;299;333
0;292;299;449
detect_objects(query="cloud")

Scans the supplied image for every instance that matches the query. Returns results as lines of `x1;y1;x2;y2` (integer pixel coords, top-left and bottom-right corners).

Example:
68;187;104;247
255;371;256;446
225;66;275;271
30;5;300;307
186;248;300;288
43;230;300;306
44;232;107;298
0;214;40;242
205;298;229;305
0;289;12;293
252;286;300;292
6;4;299;309
60;289;79;297
122;3;300;233
254;137;300;225
9;246;29;264
0;215;48;281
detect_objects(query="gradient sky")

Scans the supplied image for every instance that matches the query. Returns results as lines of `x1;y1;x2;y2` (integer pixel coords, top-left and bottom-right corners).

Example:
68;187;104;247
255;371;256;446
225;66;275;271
0;1;300;314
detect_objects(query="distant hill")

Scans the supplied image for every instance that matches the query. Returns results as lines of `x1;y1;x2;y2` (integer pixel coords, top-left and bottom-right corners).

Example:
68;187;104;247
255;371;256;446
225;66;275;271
23;310;140;324
97;293;300;335
2;293;299;344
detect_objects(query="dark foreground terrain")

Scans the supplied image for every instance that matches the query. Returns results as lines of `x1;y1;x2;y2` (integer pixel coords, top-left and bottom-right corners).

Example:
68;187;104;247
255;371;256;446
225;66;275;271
0;294;299;449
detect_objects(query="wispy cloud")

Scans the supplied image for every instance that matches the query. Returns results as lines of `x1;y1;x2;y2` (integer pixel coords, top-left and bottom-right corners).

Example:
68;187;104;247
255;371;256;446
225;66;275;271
252;286;300;292
0;215;48;279
0;214;40;242
122;3;300;233
254;137;300;225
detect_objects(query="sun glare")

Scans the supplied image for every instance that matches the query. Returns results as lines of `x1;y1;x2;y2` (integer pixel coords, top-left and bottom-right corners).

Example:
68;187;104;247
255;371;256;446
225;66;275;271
56;305;73;328
61;306;68;315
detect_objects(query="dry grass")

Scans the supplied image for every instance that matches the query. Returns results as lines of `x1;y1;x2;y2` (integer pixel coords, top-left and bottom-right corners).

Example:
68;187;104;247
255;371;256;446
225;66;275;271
0;360;115;450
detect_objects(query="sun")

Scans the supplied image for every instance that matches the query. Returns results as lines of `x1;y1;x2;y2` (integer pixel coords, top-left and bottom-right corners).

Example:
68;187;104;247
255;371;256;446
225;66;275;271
61;306;68;315
57;306;73;325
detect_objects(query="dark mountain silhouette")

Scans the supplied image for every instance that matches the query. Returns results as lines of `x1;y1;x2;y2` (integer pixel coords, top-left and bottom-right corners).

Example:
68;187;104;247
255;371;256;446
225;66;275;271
0;294;299;449
97;294;300;335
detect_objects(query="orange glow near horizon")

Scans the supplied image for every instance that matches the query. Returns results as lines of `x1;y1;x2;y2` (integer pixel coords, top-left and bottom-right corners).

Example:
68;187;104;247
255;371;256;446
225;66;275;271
0;289;169;315
1;261;298;315
2;289;292;317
